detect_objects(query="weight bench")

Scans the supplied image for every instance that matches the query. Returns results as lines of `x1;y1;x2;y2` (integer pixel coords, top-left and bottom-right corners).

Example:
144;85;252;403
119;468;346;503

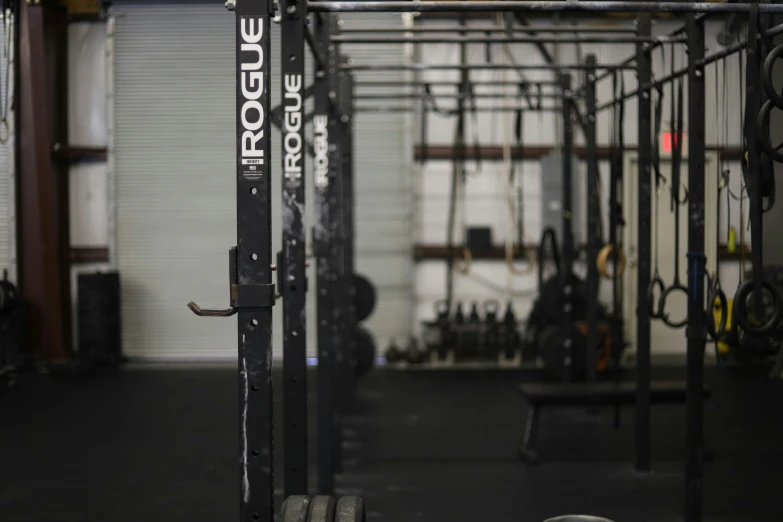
517;381;711;464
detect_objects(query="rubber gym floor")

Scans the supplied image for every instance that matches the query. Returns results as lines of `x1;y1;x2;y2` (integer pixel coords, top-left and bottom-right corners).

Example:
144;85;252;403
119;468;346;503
1;363;781;522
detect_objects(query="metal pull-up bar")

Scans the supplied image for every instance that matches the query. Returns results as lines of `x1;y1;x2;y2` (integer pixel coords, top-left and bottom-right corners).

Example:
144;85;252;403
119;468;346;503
355;80;562;87
332;35;685;44
579;15;705;93
344;63;636;71
355;92;566;100
596;20;783;111
309;1;783;13
355;105;562;113
337;24;639;34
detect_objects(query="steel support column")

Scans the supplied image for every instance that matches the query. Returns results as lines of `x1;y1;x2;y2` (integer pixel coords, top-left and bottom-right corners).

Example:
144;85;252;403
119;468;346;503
313;12;336;496
444;15;468;313
280;0;308;498
685;14;706;522
234;2;274;521
560;73;574;384
635;13;653;474
335;63;356;410
18;0;71;363
341;71;357;402
584;54;599;385
327;44;345;475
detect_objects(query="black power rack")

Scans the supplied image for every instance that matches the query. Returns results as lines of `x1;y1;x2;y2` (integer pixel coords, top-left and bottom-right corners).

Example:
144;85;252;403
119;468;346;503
182;2;783;522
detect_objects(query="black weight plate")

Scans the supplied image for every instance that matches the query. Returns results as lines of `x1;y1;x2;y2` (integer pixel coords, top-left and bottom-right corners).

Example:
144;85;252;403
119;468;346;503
354;326;376;378
335;496;366;522
0;280;17;315
529;273;590;332
307;496;336;522
538;325;587;381
353;274;376;322
280;496;311;522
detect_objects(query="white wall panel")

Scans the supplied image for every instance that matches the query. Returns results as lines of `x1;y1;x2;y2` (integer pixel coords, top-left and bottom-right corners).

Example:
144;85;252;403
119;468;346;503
68;23;111;351
69;164;108;246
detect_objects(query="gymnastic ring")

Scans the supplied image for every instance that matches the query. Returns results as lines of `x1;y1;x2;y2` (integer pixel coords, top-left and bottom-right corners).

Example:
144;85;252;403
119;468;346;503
506;245;536;275
454;247;472;275
755;100;783;163
706;281;728;341
657;284;689;329
0;120;8;145
763;44;783;109
732;279;782;335
596;244;626;279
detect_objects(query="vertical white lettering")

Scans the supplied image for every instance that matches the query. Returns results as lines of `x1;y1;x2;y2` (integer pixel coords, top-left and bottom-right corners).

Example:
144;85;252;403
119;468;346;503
241;17;265;165
283;74;303;182
313;115;329;188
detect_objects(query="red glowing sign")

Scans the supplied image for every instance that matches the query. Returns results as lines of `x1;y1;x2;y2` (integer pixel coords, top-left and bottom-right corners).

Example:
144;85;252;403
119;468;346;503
662;131;685;154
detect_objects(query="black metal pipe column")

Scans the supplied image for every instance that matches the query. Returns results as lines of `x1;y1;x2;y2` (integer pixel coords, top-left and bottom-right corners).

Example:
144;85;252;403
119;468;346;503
328;49;345;473
584;55;599;384
335;59;349;412
685;14;706;522
338;67;357;406
444;15;468;312
313;13;336;495
560;73;574;383
235;1;274;520
635;14;653;473
280;0;308;497
345;73;357;392
609;74;625;383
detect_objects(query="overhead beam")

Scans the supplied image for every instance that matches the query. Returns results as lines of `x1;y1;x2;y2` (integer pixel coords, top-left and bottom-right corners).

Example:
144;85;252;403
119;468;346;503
413;145;744;161
413;244;749;262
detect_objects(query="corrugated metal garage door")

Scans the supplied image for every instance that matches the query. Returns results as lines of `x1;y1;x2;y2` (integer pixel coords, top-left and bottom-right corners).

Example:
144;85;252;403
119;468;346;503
0;19;14;281
111;3;411;359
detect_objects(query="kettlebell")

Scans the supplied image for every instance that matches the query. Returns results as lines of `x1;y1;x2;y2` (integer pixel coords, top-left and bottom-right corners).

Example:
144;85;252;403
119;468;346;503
454;302;465;324
502;302;520;358
484;300;500;354
469;302;481;323
453;302;466;354
406;337;425;364
385;338;403;363
462;301;481;354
